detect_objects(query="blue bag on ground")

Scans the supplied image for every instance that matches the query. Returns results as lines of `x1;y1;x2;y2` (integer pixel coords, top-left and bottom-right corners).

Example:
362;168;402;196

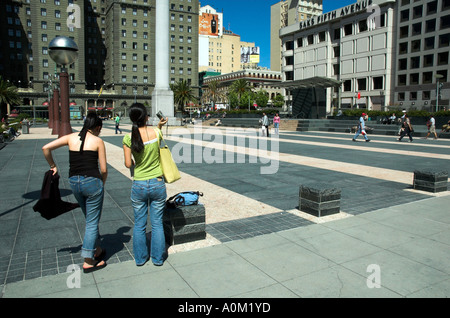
166;191;203;208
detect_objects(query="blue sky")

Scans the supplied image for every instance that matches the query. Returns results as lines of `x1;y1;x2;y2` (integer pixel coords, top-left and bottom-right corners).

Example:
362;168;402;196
202;0;357;68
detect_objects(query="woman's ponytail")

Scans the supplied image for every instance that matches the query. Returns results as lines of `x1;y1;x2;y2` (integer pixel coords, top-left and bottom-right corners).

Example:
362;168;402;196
129;103;148;153
78;112;102;153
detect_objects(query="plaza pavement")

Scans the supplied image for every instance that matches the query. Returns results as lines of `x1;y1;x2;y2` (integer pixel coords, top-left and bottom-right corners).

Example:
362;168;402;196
0;120;449;299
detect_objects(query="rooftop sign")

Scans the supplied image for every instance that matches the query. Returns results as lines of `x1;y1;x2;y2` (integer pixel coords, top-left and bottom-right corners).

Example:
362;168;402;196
299;0;374;31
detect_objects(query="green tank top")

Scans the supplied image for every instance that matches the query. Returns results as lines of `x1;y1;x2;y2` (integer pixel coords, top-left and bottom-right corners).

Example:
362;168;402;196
122;128;163;181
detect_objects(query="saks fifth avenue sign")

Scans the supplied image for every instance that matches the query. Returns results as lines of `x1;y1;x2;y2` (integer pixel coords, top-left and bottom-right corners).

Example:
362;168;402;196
299;0;374;30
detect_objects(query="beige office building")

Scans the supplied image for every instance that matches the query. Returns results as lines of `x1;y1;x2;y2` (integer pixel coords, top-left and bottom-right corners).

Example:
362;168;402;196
271;0;323;72
202;30;257;74
198;4;258;74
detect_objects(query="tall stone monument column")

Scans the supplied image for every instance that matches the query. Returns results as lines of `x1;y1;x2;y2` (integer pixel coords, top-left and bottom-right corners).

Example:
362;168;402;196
152;0;177;125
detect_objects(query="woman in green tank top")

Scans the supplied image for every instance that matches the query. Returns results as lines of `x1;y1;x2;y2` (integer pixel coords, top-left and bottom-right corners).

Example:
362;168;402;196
122;103;168;266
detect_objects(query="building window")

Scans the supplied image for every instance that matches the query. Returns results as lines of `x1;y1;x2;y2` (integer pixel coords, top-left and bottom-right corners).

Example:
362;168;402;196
400;9;409;22
399;58;407;70
439;34;449;47
410;56;420;69
333;28;340;40
357;78;367;91
411;40;421;52
425;36;435;50
441;15;450;29
423;54;434;67
412;22;422;36
399;42;408;54
410;73;419;85
423;72;433;84
399;26;408;38
343;80;352;91
359;20;368;32
319;31;326;42
443;0;450;11
344;23;353;36
438;51;449;65
413;5;423;19
427;1;438;15
373;76;383;90
426;19;436;32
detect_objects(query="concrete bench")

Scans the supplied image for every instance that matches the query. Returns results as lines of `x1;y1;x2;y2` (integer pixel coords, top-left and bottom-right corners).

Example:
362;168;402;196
298;183;341;217
164;204;206;245
413;170;448;193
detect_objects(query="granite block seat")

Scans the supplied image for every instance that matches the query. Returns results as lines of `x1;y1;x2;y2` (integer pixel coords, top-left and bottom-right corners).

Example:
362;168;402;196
413;170;448;193
164;204;206;245
299;183;341;217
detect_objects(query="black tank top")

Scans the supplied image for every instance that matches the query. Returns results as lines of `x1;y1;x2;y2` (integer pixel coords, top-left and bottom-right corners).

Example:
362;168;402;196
69;150;102;180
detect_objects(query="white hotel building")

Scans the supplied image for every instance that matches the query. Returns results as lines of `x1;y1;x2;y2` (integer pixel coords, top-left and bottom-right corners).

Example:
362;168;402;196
279;0;450;118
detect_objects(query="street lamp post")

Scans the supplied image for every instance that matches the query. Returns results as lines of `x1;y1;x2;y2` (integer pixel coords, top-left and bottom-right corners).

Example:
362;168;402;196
49;36;79;137
435;74;444;112
52;87;60;136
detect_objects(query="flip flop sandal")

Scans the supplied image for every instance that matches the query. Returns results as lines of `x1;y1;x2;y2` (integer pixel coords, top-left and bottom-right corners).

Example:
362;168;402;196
83;261;107;274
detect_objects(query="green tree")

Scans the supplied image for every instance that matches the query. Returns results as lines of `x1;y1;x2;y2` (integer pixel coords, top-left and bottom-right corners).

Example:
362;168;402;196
238;91;255;109
230;79;252;105
203;80;225;109
273;93;285;108
255;90;269;109
171;79;196;112
0;77;20;117
228;91;240;109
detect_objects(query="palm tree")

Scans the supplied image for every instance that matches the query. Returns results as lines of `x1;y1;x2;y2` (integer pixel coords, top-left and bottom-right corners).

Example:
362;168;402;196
230;79;252;105
203;80;225;109
171;79;196;112
0;77;20;117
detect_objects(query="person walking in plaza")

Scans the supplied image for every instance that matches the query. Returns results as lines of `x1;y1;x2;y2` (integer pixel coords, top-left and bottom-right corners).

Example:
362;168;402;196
122;103;168;266
352;113;370;142
425;115;438;139
398;113;413;142
262;112;270;137
273;113;280;135
42;112;108;273
115;114;122;134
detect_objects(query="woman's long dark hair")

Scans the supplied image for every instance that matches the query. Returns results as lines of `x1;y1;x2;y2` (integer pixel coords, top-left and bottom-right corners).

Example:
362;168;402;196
78;112;102;153
129;103;148;153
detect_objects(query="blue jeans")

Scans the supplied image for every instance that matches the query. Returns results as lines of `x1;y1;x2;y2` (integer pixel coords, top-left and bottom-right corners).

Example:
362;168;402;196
353;127;369;141
131;177;167;265
115;124;122;134
69;176;104;259
274;123;279;134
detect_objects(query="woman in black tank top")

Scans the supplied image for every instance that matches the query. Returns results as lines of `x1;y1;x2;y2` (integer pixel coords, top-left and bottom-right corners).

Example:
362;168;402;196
42;112;108;273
